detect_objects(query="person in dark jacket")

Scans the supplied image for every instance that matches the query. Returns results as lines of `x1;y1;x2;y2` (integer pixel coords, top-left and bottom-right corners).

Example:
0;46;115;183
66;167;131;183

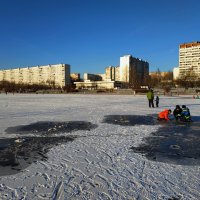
173;105;182;120
155;96;159;107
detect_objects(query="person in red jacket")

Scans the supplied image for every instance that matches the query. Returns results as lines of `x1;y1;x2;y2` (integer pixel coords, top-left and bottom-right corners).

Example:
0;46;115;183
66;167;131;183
157;109;172;121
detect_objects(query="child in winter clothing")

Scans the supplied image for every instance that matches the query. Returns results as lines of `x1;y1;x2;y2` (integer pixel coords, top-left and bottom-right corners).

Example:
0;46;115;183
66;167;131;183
157;109;172;121
155;96;159;107
181;105;191;122
173;105;182;120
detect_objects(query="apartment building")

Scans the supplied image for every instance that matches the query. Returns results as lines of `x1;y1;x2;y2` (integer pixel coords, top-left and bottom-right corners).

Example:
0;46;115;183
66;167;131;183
105;66;120;81
179;41;200;77
120;55;149;87
0;64;71;88
83;73;103;81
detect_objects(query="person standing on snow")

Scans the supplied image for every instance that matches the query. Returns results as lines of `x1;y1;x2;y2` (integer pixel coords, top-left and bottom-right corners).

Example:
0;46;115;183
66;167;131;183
147;89;154;108
157;109;172;121
155;96;159;107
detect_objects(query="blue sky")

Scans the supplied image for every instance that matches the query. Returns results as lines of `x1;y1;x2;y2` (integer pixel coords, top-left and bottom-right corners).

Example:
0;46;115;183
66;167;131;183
0;0;200;74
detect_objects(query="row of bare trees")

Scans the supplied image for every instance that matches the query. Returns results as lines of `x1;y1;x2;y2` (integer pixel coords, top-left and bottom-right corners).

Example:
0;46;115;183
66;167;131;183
149;68;200;89
0;81;75;93
175;68;200;88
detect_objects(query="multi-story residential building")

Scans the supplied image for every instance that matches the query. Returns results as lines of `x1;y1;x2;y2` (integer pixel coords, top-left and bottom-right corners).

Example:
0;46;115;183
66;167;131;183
105;66;120;81
120;55;149;87
105;66;116;81
179;41;200;78
83;73;103;81
0;64;71;88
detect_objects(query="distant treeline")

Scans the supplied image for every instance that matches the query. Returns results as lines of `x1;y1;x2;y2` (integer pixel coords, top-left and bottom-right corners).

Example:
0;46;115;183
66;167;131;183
149;69;200;88
0;81;75;93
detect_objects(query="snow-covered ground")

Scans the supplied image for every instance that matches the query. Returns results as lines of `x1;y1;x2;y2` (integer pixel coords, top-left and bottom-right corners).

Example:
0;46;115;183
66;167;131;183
0;93;200;200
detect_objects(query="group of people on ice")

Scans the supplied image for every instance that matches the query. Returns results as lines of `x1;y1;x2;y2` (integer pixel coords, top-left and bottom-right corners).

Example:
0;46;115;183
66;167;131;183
157;105;192;122
147;89;192;122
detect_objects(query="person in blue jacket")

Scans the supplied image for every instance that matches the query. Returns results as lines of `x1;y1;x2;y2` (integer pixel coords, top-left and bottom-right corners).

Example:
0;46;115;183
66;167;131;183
181;105;191;122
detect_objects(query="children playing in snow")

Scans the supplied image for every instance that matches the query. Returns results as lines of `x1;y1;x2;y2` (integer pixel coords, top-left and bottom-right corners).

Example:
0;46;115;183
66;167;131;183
181;105;191;122
157;109;172;121
173;105;182;121
172;105;191;122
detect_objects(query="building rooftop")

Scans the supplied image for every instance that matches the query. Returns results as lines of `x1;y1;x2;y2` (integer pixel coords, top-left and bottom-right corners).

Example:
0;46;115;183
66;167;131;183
180;41;200;48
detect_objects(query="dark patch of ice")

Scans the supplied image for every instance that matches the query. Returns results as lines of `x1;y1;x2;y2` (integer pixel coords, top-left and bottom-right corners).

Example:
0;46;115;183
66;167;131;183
0;136;75;176
102;115;156;126
168;196;182;200
5;121;98;135
1;121;98;176
131;120;200;165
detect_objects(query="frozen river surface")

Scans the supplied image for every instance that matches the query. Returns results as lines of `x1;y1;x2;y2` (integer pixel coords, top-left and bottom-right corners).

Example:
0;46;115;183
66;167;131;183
0;93;200;200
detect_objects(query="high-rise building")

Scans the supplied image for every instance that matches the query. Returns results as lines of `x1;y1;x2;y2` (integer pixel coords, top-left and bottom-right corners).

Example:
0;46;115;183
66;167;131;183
179;41;200;77
120;55;149;87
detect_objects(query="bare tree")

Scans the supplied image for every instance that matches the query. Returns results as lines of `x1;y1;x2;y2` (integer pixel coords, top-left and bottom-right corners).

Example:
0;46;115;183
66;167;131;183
175;67;200;88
